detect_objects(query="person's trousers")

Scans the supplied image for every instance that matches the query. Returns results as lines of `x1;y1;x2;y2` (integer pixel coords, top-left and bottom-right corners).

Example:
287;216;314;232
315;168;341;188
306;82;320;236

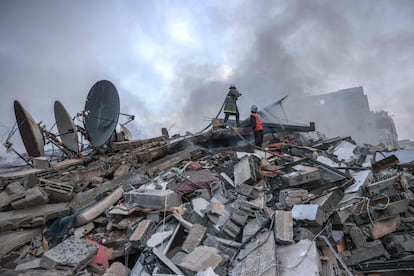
254;130;264;147
224;110;240;126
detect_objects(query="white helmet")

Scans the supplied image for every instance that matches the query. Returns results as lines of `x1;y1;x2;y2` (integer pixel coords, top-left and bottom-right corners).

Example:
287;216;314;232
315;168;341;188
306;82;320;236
251;105;258;112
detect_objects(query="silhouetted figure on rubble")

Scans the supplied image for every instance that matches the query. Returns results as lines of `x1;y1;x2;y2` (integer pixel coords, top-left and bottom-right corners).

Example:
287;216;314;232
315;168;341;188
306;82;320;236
223;84;241;127
250;104;264;147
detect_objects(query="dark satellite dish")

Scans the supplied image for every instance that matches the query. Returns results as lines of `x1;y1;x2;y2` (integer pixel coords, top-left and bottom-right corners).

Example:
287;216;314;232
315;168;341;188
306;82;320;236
14;100;44;157
54;100;79;155
84;80;120;147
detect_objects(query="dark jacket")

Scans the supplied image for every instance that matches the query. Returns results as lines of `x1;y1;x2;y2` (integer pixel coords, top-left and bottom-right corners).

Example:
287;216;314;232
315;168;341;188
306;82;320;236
224;88;241;114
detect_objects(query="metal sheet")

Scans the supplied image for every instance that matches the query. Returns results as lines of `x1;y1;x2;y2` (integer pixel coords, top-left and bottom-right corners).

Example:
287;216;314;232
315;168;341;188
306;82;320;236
84;80;120;147
54;100;79;154
14;100;44;157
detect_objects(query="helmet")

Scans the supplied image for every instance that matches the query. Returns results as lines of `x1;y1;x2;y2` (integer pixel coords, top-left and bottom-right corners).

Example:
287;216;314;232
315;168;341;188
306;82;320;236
251;105;258;112
229;84;236;89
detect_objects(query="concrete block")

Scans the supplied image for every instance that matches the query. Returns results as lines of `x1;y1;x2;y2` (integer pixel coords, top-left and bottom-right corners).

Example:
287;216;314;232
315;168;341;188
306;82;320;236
32;156;50;169
182;224;207;253
23;173;38;189
383;232;414;256
42;236;98;271
292;204;325;226
40;179;74;202
234;155;260;185
274;210;294;244
366;175;402;196
124;189;181;209
282;165;320;186
179;246;222;272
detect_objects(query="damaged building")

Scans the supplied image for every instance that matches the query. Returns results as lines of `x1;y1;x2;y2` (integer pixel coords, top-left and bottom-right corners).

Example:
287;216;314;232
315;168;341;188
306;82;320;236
281;86;399;149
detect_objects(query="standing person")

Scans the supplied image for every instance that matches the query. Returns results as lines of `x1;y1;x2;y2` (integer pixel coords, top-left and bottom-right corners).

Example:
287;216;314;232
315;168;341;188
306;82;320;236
223;84;241;127
250;105;264;147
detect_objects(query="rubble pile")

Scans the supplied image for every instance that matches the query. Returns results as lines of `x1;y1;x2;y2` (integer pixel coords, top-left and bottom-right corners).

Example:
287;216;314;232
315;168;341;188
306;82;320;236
0;132;414;275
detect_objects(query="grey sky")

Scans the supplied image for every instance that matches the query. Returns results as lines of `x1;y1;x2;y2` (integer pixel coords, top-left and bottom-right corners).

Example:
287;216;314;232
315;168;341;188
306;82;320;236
1;0;414;155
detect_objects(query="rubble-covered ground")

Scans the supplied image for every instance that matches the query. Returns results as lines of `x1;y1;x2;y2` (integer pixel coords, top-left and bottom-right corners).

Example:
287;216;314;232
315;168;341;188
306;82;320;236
0;128;414;276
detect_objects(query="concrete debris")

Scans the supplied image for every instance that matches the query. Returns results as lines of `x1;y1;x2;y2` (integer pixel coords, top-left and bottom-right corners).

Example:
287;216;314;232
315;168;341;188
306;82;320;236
0;131;413;275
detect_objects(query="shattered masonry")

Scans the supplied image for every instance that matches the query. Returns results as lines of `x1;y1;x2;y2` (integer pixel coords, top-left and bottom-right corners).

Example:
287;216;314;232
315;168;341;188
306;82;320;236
0;125;414;275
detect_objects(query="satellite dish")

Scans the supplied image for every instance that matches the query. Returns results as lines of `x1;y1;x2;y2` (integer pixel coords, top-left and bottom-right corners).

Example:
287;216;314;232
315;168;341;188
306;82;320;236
54;100;79;155
84;80;120;147
14;100;44;157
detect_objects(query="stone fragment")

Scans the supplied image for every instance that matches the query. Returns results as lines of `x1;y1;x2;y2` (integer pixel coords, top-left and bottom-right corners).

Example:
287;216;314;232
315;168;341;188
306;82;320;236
114;164;131;178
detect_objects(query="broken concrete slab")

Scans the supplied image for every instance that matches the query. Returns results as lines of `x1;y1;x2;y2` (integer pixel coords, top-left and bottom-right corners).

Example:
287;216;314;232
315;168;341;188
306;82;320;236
75;186;124;227
0;228;42;257
124;189;181;209
179;246;222;272
10;186;49;209
70;174;132;212
234;155;261;186
182;224;207;253
345;170;373;194
42;237;98;272
277;239;321;276
0;203;70;232
15;257;56;270
341;240;387;266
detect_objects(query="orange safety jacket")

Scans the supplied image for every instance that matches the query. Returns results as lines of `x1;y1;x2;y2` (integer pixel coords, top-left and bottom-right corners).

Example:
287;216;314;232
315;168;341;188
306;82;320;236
251;113;263;131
